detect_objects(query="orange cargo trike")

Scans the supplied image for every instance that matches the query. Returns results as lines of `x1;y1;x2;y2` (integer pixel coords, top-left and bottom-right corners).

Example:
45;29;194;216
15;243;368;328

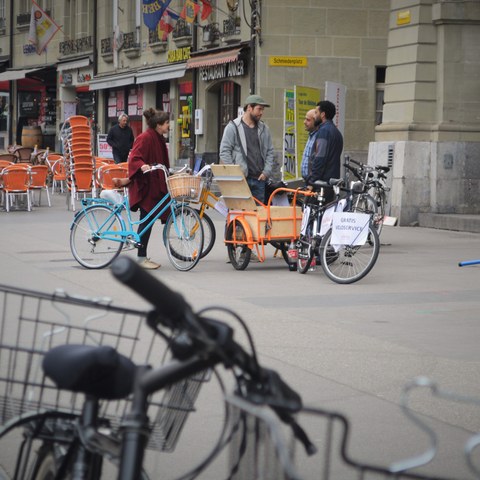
211;164;304;270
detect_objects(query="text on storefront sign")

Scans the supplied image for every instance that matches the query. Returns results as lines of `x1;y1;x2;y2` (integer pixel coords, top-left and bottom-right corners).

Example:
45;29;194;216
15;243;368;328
167;47;191;63
199;59;245;82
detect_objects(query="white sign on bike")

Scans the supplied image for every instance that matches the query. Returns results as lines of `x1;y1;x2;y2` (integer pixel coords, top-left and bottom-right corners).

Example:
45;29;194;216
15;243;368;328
331;212;370;245
320;205;336;236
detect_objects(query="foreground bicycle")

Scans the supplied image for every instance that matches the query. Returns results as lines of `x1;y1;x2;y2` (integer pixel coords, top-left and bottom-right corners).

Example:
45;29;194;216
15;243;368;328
2;263;480;479
69;164;204;271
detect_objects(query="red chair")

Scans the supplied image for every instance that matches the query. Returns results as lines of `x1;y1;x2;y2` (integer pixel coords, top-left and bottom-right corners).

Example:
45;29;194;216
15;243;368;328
1;165;32;212
49;158;67;194
29;165;51;207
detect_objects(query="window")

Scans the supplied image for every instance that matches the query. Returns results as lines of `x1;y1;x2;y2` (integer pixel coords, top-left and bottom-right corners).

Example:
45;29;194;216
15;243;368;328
65;0;92;38
219;81;240;137
375;66;386;126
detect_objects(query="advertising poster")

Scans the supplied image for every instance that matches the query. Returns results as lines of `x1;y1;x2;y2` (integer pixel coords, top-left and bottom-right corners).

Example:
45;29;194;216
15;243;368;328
282;89;296;181
294;85;320;181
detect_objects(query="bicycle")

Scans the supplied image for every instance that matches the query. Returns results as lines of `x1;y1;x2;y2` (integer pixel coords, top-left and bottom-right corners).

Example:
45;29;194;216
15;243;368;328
296;178;380;284
69;164;204;272
344;156;391;235
0;282;210;480
2;263;480;479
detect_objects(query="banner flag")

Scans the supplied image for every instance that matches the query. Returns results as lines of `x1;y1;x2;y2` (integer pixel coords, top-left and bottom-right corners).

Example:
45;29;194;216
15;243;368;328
142;0;172;30
28;0;60;54
159;9;179;34
180;0;200;23
199;0;212;21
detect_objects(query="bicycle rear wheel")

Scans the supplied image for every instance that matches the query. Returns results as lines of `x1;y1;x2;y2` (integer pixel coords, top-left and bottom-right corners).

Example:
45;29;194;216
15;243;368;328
197;210;216;258
319;225;380;284
164;205;203;271
70;205;124;269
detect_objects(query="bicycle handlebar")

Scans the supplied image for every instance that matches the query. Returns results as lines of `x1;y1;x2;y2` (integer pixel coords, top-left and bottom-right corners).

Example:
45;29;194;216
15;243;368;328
111;257;303;412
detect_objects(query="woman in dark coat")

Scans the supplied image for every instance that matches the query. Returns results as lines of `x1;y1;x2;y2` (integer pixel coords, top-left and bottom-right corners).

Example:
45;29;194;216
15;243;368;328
128;108;170;269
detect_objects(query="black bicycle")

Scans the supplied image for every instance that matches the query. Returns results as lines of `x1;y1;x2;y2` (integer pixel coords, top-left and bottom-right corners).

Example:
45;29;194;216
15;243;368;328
2;261;479;479
296;178;380;283
344;156;391;235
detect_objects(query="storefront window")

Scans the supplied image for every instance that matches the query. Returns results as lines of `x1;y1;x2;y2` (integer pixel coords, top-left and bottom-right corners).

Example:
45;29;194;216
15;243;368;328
0;93;9;132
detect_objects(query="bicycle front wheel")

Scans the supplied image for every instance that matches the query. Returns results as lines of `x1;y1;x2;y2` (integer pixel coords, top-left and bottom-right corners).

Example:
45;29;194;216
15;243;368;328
70;205;124;269
164;205;203;271
319;225;380;284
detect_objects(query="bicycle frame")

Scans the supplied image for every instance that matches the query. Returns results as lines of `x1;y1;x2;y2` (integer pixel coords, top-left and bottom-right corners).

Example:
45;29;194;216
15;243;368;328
78;191;191;248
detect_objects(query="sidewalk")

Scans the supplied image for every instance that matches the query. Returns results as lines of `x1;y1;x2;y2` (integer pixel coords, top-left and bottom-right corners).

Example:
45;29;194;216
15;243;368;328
1;193;480;478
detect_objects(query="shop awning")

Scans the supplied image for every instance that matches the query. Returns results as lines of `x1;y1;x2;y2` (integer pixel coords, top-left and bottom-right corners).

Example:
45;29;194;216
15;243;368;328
0;67;43;81
57;57;91;72
136;63;186;84
186;47;242;69
89;72;136;90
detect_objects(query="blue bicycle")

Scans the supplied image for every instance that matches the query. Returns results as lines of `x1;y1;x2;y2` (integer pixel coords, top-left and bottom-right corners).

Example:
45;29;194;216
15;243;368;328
69;164;204;271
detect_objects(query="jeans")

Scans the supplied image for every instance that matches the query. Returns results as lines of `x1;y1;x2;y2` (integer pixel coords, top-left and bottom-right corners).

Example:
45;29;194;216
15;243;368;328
247;177;266;204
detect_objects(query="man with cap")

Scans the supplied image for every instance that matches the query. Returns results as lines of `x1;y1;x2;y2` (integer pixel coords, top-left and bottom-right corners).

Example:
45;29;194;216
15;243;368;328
220;94;275;203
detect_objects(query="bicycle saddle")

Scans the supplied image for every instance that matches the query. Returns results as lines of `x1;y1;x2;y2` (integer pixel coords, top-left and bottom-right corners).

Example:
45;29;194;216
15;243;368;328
43;344;136;400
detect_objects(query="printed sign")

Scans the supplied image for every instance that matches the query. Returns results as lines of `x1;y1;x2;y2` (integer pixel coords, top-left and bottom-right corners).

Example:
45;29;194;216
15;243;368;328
97;134;113;159
331;212;370;246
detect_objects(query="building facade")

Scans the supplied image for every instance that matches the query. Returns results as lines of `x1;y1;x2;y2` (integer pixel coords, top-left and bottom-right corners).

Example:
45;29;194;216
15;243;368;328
0;0;478;225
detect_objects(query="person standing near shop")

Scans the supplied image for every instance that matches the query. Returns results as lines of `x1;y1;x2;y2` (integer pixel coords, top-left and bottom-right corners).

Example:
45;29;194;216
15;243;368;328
304;100;343;202
127;108;170;270
219;94;275;204
300;108;320;182
107;113;135;164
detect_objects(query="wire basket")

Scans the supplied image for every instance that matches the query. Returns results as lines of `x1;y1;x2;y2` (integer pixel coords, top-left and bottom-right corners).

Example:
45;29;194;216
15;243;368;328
0;284;210;452
167;173;203;202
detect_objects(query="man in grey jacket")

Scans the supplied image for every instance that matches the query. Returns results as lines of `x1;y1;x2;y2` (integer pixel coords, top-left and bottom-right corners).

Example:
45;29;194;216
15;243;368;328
219;94;275;204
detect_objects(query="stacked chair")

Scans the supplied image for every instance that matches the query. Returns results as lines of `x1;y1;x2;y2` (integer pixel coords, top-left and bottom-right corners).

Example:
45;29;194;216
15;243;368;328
60;116;96;211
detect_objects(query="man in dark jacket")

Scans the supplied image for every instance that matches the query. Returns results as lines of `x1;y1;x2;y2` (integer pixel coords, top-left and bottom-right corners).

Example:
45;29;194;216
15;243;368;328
107;113;135;164
304;100;343;202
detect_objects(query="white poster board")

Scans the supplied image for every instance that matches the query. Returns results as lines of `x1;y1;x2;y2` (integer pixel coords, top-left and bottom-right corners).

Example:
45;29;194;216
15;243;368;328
331;212;370;246
97;134;113;159
325;81;346;136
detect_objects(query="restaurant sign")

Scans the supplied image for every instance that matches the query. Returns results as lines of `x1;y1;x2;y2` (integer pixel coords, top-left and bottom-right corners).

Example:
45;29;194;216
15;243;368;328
199;59;246;82
167;47;191;63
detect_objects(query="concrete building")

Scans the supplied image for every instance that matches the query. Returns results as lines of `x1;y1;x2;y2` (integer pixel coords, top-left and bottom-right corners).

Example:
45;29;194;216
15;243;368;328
0;0;478;227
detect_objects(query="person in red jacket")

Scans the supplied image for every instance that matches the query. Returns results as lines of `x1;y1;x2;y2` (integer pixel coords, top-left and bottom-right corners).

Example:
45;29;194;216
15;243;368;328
128;108;170;270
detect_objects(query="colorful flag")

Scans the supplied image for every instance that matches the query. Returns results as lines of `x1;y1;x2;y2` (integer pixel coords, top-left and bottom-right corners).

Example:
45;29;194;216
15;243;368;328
159;9;179;34
28;0;61;55
199;0;212;21
142;0;172;30
180;0;200;24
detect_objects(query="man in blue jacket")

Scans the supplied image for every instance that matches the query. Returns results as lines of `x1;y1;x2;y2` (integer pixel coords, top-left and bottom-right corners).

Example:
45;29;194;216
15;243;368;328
304;100;343;202
220;94;275;204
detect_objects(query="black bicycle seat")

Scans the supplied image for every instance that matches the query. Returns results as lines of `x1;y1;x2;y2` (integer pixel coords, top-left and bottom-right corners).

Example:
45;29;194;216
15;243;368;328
43;344;136;400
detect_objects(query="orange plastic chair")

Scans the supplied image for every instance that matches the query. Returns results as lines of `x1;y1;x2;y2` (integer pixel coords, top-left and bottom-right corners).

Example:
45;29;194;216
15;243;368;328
0;160;14;169
73;166;94;196
1;165;32;212
97;164;129;191
66;116;89;127
29;165;51;207
49;159;67;194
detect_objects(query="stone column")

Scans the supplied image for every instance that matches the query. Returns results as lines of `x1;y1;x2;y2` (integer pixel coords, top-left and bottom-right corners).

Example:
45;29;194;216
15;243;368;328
371;0;480;225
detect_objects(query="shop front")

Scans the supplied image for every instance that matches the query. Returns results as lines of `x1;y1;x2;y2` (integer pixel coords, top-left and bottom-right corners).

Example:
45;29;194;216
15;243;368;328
0;66;57;150
186;46;249;161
